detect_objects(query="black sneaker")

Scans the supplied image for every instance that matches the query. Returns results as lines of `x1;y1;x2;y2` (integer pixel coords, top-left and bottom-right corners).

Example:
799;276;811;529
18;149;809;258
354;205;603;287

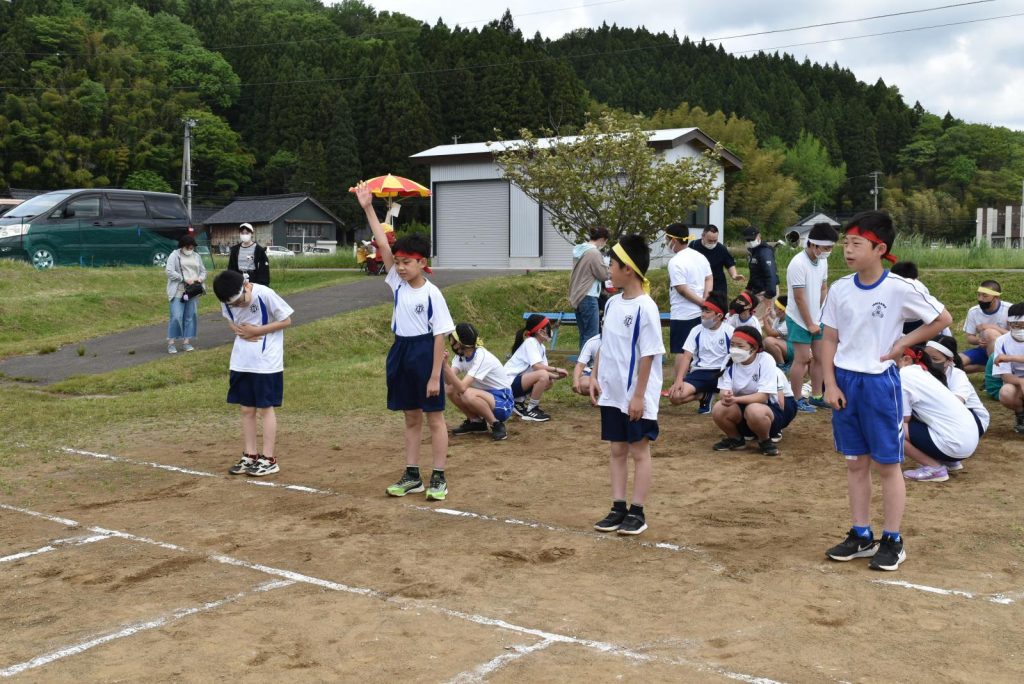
387;472;424;497
758;439;779;457
594;508;627;532
452;419;488;435
521;406;551;422
616;513;648;536
869;536;906;571
825;528;879;561
1015;413;1024;434
770;430;783;443
490;420;508;441
512;401;528;418
247;456;279;477
229;454;256;475
712;436;747;451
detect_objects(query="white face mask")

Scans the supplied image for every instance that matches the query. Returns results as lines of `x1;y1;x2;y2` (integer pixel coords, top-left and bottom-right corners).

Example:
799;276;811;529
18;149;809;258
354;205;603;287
820;250;833;259
240;233;253;244
700;317;718;329
729;348;751;363
1011;329;1024;342
182;248;193;255
746;239;760;249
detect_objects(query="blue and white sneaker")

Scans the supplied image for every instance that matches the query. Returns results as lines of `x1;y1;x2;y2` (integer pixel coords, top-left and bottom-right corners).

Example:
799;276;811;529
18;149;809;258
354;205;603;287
795;398;817;413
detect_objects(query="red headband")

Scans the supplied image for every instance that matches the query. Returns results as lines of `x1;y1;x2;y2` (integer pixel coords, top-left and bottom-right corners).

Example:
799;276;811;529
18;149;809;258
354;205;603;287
903;347;927;370
740;291;753;306
394;249;432;273
703;300;724;315
846;226;897;263
733;331;760;350
525;317;550;337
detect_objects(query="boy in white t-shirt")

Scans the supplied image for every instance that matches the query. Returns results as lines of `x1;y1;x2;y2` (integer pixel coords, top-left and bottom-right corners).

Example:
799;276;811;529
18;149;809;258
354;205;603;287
665;223;712;383
960;280;1011;373
444;322;512;441
667;291;733;413
213;269;294;477
991;302;1024;433
590;235;665;536
572;333;601;397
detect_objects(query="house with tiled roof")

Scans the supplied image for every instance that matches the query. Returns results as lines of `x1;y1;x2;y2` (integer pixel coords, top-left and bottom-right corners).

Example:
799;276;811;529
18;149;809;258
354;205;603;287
203;194;341;253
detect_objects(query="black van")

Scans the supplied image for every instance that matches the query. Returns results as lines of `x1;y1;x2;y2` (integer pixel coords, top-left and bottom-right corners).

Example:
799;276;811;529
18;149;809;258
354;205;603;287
0;189;199;269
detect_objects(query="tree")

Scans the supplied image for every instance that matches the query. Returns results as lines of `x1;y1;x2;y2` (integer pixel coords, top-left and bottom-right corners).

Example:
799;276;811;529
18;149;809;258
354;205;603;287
783;131;847;213
124;170;174;192
493;113;722;243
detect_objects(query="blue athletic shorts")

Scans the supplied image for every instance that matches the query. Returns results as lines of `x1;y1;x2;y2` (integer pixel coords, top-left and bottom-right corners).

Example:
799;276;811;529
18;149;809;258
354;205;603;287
510;372;526;398
485;387;514;422
737;401;784;437
387;333;445;412
228;371;283;408
600;405;659;443
684;368;720;394
831;366;904;464
963;346;989;366
670;318;701;354
907;417;960;463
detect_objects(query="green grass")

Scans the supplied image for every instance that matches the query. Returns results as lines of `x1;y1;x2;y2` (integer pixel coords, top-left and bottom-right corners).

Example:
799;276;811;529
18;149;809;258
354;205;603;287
280;250;360;269
0;260;362;358
734;236;1024;269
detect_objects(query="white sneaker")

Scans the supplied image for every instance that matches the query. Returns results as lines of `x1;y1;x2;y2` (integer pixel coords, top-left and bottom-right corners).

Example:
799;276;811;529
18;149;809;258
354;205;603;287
167;344;177;354
946;461;964;472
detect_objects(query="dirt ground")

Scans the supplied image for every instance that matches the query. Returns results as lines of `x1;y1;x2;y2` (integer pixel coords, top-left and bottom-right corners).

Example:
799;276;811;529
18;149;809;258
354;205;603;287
2;399;1023;682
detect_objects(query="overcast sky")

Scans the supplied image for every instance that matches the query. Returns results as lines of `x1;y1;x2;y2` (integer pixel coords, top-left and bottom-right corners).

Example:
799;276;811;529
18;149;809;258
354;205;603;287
359;0;1024;131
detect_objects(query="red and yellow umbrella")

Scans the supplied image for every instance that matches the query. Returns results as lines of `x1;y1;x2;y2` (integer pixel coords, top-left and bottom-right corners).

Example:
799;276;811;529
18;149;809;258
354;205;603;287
349;174;430;226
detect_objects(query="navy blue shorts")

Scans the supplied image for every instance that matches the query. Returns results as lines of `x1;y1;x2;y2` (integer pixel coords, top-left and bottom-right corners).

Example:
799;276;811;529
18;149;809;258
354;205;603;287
831;366;904;464
387;334;445;412
510;372;526;399
906;416;959;463
684;369;720;394
962;346;989;366
228;371;283;408
600;405;659;443
670;318;701;354
738;401;784;437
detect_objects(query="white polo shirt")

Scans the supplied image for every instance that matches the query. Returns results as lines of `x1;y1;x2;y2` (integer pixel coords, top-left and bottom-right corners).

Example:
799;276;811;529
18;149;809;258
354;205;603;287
785;250;828;330
221;284;294;373
452;347;511;391
900;364;978;459
668;247;712;321
597;293;666;420
683;322;734;371
386;267;455;338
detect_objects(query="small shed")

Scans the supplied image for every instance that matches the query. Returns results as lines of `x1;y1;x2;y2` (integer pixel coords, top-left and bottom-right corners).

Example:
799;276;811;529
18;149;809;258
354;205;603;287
203;194;341;253
411;128;742;269
783;212;842;247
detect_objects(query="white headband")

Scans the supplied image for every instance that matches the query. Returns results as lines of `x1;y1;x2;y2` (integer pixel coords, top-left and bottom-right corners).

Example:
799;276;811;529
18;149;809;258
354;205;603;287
227;285;246;304
925;340;954;358
1009;315;1024;323
807;238;835;246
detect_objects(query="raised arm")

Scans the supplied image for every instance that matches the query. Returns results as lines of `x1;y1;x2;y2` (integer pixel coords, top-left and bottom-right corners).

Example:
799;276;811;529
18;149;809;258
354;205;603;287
353;182;394;272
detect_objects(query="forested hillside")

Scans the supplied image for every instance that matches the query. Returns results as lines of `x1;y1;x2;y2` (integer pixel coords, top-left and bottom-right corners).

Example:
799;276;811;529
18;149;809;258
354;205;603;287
1;0;1021;238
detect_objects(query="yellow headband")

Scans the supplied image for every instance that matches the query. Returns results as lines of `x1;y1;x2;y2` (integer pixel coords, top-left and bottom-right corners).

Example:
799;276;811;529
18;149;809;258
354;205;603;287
977;286;1001;297
452;330;481;347
611;242;650;295
774;299;786;312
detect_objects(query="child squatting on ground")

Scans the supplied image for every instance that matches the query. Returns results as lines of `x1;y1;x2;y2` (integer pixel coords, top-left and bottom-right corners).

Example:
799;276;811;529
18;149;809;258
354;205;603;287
820;210;952;572
212;269;294;477
444;322;513;441
667;290;733;414
572;332;601;397
503;315;569;422
354;181;457;501
709;326;782;457
590;234;665;536
991;302;1024;434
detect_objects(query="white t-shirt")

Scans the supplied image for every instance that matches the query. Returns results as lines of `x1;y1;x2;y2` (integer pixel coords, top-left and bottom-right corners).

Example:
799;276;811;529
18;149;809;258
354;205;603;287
900;364;978;459
683;322;734;371
717;351;777;397
452;347;511;391
770;366;795;406
963;301;1010;336
221;284;294;373
946;366;990;432
992;333;1024;378
820;271;944;374
597;293;666;420
578;334;601;368
785;250;828;330
385;267;455;338
504;336;548;378
668;248;712;320
772;314;788;339
726;312;762;334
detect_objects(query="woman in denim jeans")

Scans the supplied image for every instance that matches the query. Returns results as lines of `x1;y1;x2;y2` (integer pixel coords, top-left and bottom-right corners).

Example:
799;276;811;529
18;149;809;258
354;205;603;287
165;235;206;353
568;227;610;351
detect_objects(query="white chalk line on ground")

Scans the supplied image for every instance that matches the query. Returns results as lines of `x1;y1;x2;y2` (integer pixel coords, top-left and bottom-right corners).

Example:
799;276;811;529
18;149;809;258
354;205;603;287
0;534;111;564
445;639;555;684
0;579;294;678
874;579;1020;606
0;503;781;684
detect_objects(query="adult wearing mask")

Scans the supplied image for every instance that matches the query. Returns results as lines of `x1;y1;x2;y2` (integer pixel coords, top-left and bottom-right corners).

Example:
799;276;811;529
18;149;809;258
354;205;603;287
165;234;206;354
687;225;745;295
743;226;778;314
569;226;610;351
228;222;270;286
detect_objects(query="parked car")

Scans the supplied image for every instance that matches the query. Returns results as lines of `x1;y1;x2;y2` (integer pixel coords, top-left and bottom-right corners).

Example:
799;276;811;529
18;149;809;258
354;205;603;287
0;189;197;269
266;245;296;257
302;247;331;255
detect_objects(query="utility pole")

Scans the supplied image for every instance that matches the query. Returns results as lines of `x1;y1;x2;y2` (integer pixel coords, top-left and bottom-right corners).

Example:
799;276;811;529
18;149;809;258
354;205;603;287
869;171;883;211
451;134;461;145
180;118;198;222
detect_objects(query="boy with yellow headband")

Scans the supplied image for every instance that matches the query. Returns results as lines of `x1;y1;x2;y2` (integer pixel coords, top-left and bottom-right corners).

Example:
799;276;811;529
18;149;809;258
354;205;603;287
960;280;1010;373
590;234;665;536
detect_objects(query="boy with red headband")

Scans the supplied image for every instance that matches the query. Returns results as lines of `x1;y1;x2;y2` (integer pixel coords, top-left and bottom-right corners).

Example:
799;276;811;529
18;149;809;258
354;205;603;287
590;234;665;536
354;182;456;501
820;210;952;571
667;291;733;413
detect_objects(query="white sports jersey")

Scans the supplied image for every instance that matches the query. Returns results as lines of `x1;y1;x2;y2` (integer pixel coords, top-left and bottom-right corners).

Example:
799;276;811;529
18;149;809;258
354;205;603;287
963;301;1009;336
578;334;601;368
385;267;455;338
717;351;777;397
945;366;990;432
683;322;734;370
221;284;294;373
770;366;795;406
597;293;666;420
452;347;511;391
785;250;828;330
900;364;978;459
820;271;944;374
504;336;548;377
726;312;762;334
772;314;788;339
992;333;1024;379
668;248;712;320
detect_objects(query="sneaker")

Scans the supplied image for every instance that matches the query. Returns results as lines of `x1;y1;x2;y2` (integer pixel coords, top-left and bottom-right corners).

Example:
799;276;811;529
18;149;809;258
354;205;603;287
758;439;779;457
770;430;783;443
869;536;907;571
697;393;714;414
1015;413;1024;434
521;406;551;422
946;460;963;472
452;419;488;435
490;420;508;441
512;401;528;418
594;508;627;532
167;343;177;354
229;454;255;475
712;436;747;451
425;473;447;501
386;472;424;497
182;343;195;352
809;396;831;410
903;465;949;482
795;398;817;413
247;456;279;477
825;529;879;561
616;513;648;536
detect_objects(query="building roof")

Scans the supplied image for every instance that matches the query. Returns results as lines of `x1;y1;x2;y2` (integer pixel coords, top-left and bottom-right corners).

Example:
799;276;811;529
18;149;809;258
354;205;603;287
203;194;341;226
786;212;841;232
411;127;743;171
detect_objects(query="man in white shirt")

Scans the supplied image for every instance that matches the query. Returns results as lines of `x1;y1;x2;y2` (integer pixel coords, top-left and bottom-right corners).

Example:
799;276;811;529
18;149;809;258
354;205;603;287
665;223;712;387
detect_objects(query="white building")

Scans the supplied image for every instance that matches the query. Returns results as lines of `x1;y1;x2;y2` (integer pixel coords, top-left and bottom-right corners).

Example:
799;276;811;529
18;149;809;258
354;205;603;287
783;212;842;248
410;128;743;269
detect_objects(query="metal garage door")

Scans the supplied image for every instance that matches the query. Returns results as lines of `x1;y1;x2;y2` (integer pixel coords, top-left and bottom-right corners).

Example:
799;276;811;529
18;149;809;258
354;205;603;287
435;181;509;268
541;210;577;269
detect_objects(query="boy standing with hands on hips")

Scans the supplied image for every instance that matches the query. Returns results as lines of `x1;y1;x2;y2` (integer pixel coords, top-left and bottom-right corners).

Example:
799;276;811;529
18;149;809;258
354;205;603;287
820;211;952;571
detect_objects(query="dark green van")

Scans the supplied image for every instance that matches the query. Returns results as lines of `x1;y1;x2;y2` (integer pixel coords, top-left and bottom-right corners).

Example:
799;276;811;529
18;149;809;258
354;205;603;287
0;189;200;269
